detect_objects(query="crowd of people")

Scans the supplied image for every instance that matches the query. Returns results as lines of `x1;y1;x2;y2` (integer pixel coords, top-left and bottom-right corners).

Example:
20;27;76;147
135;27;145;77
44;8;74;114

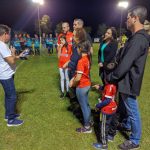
0;5;150;150
56;6;150;150
10;33;58;56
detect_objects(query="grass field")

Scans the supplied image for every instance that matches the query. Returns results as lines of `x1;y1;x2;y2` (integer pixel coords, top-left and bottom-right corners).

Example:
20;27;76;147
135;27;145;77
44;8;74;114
0;44;150;150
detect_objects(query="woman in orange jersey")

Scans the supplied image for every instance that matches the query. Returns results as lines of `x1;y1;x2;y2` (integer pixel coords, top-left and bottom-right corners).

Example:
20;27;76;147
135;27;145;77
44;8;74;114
69;28;92;133
58;35;72;98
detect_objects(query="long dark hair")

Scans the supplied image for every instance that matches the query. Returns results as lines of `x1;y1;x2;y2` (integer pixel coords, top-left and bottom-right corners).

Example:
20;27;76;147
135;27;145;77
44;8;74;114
75;28;92;67
110;27;117;40
103;27;117;43
74;28;86;43
59;35;68;47
78;40;92;67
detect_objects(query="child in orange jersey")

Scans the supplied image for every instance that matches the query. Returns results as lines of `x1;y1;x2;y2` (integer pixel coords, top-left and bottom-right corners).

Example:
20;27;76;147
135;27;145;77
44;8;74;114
92;83;117;150
58;35;72;98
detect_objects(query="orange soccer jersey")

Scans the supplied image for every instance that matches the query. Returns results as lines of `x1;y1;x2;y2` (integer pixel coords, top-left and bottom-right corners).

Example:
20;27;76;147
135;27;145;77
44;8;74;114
76;55;91;88
101;84;117;115
57;31;73;49
58;46;72;68
57;33;64;45
65;31;73;47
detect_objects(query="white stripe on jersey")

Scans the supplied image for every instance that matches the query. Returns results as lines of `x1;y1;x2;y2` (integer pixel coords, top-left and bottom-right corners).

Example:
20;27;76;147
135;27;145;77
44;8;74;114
77;71;83;74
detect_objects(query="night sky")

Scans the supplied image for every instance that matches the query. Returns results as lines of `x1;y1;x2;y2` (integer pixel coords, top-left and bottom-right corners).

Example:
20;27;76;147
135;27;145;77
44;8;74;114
0;0;150;36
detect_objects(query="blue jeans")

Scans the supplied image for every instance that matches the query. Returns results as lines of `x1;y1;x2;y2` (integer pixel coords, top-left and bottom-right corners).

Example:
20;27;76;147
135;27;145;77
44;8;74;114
59;68;69;93
121;117;131;130
123;95;141;145
0;77;17;120
68;69;76;98
76;86;91;126
68;69;75;80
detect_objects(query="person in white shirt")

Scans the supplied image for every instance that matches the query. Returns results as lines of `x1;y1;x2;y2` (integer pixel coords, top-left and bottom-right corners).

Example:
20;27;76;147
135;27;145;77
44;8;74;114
0;24;24;126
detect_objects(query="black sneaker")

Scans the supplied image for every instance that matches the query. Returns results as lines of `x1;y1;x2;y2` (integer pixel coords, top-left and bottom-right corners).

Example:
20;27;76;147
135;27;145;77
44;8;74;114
67;105;74;111
60;93;64;99
118;140;139;150
65;92;70;98
70;96;78;103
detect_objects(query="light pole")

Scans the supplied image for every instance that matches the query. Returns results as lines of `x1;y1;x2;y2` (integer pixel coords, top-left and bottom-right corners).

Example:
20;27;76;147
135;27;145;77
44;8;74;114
118;0;129;37
32;0;44;50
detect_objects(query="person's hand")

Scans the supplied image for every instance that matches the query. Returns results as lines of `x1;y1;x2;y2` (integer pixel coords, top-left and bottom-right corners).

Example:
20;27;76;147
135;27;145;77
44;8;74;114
69;78;74;87
95;107;99;112
95;104;100;112
104;78;108;84
59;43;63;49
10;46;16;55
98;62;103;68
18;49;27;58
18;51;24;58
69;82;73;88
98;98;102;103
57;44;63;51
92;84;100;90
63;62;68;69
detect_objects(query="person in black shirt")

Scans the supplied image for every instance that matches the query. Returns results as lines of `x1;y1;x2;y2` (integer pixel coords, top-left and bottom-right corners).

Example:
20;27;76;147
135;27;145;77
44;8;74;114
98;27;118;85
107;6;150;150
